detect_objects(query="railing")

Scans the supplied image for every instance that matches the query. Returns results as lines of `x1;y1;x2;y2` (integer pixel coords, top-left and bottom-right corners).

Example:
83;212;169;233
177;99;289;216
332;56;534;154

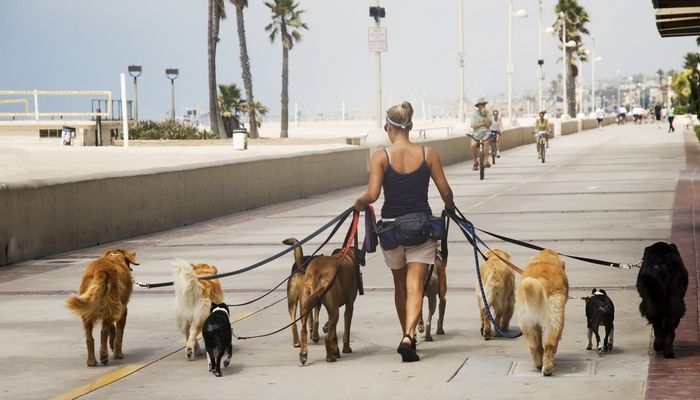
91;100;133;121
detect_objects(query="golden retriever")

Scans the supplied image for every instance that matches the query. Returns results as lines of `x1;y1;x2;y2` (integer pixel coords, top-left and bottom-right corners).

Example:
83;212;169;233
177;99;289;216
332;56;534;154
516;249;568;376
66;249;139;367
173;261;224;360
476;249;515;340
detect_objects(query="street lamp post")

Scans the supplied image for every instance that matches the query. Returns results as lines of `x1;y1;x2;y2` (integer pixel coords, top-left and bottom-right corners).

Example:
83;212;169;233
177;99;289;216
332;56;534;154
507;2;528;125
369;2;386;128
537;0;544;112
458;0;465;122
617;69;621;108
560;11;567;119
591;37;602;112
165;68;179;121
128;65;142;122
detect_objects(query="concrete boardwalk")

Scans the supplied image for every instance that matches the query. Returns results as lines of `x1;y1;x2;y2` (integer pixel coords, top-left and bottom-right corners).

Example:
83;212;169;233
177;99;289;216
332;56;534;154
0;122;696;399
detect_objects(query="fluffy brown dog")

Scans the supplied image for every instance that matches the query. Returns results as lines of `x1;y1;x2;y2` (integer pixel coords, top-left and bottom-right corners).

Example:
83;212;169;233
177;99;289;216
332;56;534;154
516;249;568;376
417;249;447;341
66;249;139;367
476;249;515;340
173;261;224;360
283;238;321;348
298;247;365;365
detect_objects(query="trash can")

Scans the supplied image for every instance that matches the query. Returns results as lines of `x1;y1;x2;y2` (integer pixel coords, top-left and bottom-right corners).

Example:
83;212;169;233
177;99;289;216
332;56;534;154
232;128;248;150
61;126;76;145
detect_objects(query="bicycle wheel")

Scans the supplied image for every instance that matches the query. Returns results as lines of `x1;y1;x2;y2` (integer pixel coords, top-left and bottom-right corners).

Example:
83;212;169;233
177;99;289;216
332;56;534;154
479;144;485;180
540;138;546;163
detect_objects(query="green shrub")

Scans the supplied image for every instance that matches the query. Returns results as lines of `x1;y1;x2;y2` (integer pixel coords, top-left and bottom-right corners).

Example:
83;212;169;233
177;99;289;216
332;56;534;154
129;120;217;140
674;104;688;115
695;125;700;143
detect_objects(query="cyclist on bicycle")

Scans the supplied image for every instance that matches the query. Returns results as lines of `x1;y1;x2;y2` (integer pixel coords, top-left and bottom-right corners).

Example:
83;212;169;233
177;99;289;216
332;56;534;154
533;111;550;159
490;109;503;158
470;98;492;171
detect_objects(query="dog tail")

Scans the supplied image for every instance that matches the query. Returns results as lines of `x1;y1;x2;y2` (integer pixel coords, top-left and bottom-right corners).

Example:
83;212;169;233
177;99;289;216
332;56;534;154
66;270;111;320
283;238;305;270
518;277;546;315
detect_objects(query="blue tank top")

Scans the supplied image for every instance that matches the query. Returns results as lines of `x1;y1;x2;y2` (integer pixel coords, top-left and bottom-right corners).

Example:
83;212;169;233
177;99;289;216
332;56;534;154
381;147;432;219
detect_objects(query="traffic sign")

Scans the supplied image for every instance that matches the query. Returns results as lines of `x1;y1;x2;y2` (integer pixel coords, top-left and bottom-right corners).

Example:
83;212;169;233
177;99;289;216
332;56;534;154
368;26;387;52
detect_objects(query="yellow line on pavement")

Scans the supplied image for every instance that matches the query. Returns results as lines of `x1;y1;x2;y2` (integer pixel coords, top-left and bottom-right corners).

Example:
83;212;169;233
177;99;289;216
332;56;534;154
52;364;143;400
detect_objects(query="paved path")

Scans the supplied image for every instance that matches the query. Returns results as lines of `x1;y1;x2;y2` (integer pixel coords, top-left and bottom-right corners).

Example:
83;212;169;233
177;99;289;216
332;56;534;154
0;122;696;399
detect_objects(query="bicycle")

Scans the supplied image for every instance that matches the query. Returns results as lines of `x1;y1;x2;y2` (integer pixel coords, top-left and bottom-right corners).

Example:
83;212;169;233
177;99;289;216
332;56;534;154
467;133;492;180
535;130;547;163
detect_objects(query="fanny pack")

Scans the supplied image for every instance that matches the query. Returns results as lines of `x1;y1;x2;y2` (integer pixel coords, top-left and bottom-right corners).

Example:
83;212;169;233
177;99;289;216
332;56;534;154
375;212;446;251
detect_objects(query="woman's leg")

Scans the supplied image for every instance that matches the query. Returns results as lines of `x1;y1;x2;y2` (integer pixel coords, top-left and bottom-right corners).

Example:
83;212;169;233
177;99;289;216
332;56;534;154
391;267;408;334
403;262;429;340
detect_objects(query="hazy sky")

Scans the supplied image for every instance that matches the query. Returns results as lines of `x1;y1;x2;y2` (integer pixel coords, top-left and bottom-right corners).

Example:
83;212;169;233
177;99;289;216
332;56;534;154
1;0;697;120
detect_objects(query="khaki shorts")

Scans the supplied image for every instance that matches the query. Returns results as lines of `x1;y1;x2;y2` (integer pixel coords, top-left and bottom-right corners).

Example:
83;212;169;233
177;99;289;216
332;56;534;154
382;239;438;270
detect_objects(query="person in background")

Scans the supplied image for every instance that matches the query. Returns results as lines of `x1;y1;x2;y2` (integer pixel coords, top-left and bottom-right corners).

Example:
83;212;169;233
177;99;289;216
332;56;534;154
595;108;605;129
490;109;503;158
667;105;675;133
654;103;662;129
470;98;493;170
354;101;454;363
533;111;551;158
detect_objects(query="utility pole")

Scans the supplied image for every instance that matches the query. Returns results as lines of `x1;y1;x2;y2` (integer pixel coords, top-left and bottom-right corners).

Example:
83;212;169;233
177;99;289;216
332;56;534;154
369;2;386;128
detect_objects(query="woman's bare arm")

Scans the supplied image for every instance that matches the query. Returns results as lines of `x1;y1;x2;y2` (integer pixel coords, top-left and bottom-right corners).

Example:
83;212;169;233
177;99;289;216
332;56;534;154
354;149;387;211
427;148;454;210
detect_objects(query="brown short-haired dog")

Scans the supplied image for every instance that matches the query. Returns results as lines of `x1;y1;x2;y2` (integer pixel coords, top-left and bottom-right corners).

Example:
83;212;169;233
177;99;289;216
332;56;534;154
66;249;139;367
283;238;321;348
298;247;365;365
516;249;568;376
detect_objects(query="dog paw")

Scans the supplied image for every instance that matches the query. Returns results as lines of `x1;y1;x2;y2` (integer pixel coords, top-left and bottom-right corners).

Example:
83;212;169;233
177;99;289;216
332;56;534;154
185;347;194;360
417;324;425;333
663;350;675;358
322;323;329;334
542;368;553;377
293;342;300;348
214;371;222;377
86;359;97;367
436;327;444;335
586;344;592;350
100;354;109;365
332;348;341;358
299;352;308;366
597;347;604;356
311;334;320;343
342;345;352;354
326;355;337;362
425;334;433;342
223;357;231;367
113;350;123;359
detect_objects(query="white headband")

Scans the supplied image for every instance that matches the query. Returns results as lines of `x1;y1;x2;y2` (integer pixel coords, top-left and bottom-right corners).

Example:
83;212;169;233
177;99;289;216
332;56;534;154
386;115;410;130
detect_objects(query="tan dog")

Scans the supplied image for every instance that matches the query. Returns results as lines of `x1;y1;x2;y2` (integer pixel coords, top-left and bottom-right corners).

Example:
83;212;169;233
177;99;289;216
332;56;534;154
417;249;447;341
516;249;568;376
298;247;365;365
66;249;139;367
283;238;321;348
476;249;515;340
173;261;224;360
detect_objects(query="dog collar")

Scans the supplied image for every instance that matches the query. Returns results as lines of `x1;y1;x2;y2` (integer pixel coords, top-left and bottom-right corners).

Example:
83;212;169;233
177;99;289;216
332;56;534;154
212;307;229;316
593;290;605;296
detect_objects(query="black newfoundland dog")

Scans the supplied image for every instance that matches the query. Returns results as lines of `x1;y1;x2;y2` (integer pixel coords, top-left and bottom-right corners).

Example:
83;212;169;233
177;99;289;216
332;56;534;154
636;242;688;358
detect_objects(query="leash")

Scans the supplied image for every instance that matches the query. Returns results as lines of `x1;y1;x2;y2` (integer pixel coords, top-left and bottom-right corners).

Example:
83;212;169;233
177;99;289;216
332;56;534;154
451;211;521;339
473;226;642;269
134;207;354;289
236;210;361;340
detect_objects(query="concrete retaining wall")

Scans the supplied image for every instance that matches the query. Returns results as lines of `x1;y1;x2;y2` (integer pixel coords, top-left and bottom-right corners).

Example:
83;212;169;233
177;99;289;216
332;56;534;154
0;148;368;265
0;117;611;266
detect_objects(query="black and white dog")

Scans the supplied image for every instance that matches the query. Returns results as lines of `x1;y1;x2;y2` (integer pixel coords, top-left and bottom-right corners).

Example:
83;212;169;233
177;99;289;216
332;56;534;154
637;242;688;358
585;288;615;355
202;302;233;377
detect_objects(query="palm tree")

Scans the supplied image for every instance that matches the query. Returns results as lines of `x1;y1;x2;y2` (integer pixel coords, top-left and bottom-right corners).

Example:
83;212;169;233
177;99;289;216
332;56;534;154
218;83;245;136
208;0;226;138
265;0;308;138
241;101;270;129
657;69;665;86
554;0;590;118
230;0;259;139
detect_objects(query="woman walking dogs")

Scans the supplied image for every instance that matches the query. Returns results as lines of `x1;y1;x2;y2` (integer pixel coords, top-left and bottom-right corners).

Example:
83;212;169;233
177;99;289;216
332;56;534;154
354;102;454;362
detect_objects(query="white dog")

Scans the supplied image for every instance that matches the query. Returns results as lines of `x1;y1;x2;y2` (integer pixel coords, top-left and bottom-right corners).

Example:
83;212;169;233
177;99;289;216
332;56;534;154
173;260;224;360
